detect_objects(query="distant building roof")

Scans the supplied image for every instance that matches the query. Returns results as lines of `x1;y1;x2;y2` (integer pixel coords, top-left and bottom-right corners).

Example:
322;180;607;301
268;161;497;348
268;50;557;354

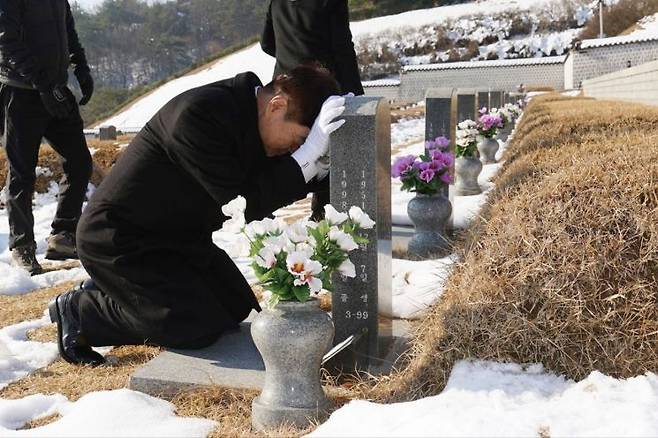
578;33;658;49
362;79;401;87
403;55;567;73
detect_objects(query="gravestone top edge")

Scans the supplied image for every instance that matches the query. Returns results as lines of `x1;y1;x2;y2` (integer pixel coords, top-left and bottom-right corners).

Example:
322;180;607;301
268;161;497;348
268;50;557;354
343;96;386;117
425;88;455;98
457;88;477;95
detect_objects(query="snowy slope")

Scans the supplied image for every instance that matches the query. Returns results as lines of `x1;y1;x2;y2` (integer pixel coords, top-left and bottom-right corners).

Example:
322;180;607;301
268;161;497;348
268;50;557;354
98;0;579;131
630;13;658;38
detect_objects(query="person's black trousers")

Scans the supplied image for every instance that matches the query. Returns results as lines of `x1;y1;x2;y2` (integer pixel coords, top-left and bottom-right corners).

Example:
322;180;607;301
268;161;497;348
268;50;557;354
0;85;92;249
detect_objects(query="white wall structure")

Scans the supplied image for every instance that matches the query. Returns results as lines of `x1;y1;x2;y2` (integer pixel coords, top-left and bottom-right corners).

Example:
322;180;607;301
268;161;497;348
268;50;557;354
398;56;566;101
582;59;658;107
567;35;658;89
362;79;402;101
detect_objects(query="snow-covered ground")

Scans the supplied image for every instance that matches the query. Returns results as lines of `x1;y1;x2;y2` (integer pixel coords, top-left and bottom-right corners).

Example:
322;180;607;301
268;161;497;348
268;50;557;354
0;389;216;437
0;183;90;297
310;360;658;437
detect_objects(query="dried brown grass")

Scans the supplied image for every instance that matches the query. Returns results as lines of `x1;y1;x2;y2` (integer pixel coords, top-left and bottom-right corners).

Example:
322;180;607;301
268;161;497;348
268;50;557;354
0;281;76;327
0;137;128;194
371;94;658;402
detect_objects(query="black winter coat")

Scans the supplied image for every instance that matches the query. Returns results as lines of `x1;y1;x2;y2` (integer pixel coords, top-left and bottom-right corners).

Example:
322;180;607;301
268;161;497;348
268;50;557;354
0;0;88;90
261;0;364;95
76;72;311;347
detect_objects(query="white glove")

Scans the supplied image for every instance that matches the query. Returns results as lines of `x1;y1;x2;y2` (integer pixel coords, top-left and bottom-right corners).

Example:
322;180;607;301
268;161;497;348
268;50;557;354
292;95;346;183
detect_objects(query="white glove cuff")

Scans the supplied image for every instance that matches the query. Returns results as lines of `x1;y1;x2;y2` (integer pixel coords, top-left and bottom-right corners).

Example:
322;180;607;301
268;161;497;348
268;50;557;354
292;149;318;183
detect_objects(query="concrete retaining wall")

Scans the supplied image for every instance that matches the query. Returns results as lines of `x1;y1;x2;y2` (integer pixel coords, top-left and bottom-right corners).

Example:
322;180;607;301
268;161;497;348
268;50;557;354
399;58;565;101
363;84;401;101
568;38;658;89
583;59;658;107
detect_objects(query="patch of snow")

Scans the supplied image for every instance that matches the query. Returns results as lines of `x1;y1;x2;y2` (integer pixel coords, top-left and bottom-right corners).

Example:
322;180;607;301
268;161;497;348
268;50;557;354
0;315;58;390
381;255;459;320
0;389;217;437
0;183;91;296
310;360;658;437
391;118;425;147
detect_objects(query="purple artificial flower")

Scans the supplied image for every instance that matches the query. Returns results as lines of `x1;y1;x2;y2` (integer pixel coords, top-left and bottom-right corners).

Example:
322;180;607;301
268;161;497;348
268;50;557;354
479;114;504;131
420;168;435;183
392;155;416;178
430;150;455;168
440;172;453;184
434;136;450;150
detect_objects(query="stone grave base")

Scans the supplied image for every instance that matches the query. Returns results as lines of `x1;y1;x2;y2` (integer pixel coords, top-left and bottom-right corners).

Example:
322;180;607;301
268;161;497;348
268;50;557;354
129;311;411;399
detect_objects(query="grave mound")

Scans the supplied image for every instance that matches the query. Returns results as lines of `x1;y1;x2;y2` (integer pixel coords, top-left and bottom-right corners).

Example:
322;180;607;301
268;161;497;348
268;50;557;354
373;94;658;402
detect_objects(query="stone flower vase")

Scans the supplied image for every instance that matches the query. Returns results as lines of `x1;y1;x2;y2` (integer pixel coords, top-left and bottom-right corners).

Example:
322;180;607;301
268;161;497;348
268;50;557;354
455;157;483;196
478;137;499;164
251;298;334;431
407;193;452;259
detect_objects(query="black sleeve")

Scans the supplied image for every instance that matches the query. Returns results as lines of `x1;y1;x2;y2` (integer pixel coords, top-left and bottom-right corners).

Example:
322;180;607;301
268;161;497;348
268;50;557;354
329;0;364;95
260;0;276;57
66;1;88;68
169;104;309;222
0;0;50;89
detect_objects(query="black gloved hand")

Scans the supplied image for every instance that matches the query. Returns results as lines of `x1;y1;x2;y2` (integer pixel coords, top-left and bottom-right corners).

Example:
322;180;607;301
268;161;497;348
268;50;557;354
39;85;76;119
74;65;94;105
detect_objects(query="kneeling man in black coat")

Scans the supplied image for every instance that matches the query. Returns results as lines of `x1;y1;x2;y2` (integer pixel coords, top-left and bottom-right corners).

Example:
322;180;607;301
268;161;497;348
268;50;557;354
48;64;343;365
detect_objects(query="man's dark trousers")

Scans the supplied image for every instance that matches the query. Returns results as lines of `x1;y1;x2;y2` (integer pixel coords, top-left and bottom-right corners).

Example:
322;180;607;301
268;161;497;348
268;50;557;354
0;84;92;250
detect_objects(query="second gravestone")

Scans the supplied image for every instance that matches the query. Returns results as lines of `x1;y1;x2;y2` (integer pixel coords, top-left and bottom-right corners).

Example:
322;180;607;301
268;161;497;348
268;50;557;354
329;96;392;371
478;90;490;110
457;89;477;122
425;88;457;199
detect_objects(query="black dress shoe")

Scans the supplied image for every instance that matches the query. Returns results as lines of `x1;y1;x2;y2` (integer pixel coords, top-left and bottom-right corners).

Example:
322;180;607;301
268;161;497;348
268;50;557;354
48;289;106;366
80;278;100;292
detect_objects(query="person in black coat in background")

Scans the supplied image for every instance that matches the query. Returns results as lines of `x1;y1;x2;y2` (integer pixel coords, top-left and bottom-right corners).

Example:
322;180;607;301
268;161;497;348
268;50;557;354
0;0;95;275
261;0;364;220
48;64;345;366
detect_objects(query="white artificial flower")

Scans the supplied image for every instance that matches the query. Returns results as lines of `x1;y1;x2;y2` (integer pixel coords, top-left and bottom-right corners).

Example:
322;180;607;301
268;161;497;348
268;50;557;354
304;220;318;229
324;204;348;225
255;247;277;269
286;222;309;243
295;242;315;256
338;259;356;278
220;196;246;234
245;220;267;239
263;235;293;255
286;251;323;293
266;218;287;235
348;206;375;229
221;216;245;234
328;226;359;252
221;196;246;218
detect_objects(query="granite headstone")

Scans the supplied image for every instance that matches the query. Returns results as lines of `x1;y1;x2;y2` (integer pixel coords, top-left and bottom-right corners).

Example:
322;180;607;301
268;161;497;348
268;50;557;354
329;96;392;371
99;126;117;141
478;90;490;111
490;91;503;109
457;88;477;122
425;88;457;198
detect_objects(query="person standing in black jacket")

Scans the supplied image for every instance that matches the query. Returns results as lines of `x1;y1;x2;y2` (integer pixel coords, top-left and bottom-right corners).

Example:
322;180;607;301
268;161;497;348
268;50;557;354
261;0;364;220
48;65;345;366
0;0;94;275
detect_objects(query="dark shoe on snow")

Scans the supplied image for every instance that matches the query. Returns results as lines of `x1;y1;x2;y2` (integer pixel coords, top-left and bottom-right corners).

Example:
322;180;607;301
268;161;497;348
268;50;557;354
45;231;78;260
11;244;43;276
48;289;105;366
